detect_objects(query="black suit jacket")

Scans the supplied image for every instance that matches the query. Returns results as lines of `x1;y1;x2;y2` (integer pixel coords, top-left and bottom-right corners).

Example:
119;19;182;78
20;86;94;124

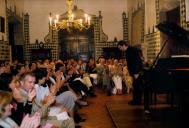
125;46;143;76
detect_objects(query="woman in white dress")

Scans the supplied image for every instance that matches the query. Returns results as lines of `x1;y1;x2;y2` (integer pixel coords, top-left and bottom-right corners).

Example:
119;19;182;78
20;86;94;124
110;59;123;95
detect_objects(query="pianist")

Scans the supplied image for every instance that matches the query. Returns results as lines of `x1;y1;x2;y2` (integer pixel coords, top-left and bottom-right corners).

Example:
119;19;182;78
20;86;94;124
117;40;144;106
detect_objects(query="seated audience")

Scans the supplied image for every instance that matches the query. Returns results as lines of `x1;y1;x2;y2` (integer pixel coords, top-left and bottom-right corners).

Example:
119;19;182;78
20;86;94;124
0;90;41;128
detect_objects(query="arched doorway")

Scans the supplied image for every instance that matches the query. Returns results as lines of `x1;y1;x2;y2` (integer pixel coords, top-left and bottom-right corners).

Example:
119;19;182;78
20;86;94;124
159;1;181;57
58;27;94;61
8;15;24;62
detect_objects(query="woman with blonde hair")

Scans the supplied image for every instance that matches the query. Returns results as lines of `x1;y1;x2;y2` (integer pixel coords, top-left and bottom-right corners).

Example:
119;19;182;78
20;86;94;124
110;59;123;95
122;60;133;94
0;90;41;128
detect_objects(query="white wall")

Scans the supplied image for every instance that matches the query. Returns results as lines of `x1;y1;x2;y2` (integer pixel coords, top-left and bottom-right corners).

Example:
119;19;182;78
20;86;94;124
23;0;127;43
7;0;24;17
126;0;144;43
145;0;157;34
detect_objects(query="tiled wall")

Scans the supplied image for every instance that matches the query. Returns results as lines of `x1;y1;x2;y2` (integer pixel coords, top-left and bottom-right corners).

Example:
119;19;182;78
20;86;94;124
180;0;189;30
145;31;160;60
0;40;10;61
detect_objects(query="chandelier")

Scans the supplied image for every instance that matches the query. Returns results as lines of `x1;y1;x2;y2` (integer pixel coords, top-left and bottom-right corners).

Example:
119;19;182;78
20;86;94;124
49;0;91;32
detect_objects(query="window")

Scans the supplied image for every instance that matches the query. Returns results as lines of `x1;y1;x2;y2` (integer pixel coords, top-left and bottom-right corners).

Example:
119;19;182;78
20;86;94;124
0;16;5;33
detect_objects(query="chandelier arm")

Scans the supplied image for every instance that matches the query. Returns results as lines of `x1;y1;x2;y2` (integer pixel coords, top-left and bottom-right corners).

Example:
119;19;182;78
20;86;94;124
66;0;73;21
49;0;91;32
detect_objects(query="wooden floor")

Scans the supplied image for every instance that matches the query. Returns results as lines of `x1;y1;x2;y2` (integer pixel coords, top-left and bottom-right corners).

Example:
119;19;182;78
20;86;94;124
79;88;132;128
79;88;188;128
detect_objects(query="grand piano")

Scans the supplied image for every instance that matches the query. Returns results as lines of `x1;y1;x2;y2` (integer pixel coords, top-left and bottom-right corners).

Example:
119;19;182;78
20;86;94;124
143;21;189;112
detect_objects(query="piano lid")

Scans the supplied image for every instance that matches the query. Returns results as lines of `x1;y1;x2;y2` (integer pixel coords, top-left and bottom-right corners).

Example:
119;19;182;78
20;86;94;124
155;57;189;70
156;21;189;47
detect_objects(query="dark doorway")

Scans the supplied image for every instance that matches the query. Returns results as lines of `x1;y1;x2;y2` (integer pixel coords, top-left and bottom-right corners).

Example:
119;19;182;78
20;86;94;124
103;47;122;59
31;49;51;61
9;24;24;61
0;16;5;33
159;6;183;57
8;15;24;61
58;27;94;61
12;45;23;61
8;23;14;46
166;7;180;24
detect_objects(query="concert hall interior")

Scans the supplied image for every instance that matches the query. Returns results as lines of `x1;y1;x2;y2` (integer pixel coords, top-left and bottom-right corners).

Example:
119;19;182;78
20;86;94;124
0;0;189;128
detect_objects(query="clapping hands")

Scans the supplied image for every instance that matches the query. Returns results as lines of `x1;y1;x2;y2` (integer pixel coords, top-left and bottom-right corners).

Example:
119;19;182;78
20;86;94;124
43;94;55;106
20;112;41;128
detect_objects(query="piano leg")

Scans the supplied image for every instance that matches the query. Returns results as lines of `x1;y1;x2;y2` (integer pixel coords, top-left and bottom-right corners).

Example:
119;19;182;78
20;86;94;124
144;83;150;111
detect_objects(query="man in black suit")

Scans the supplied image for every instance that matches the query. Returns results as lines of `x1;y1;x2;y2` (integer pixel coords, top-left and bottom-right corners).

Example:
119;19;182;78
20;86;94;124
118;40;144;105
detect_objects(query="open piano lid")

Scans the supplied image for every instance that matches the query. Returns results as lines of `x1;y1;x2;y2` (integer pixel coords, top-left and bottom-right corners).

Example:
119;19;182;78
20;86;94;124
156;21;189;47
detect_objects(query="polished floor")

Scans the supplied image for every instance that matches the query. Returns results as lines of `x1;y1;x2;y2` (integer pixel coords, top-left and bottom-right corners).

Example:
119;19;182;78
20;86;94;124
79;88;131;128
79;88;188;128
